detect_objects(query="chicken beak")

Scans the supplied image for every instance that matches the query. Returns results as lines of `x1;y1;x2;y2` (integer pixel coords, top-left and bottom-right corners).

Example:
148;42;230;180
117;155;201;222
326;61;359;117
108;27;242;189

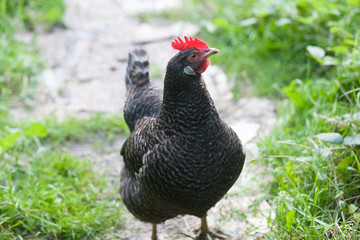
203;48;220;59
193;48;220;75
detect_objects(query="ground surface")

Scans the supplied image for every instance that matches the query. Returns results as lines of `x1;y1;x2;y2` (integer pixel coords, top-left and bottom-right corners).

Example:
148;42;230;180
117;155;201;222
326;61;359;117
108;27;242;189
11;0;277;239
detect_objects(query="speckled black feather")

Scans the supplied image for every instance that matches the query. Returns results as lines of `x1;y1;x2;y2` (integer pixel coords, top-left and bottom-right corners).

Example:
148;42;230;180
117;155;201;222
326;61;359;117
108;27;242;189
120;48;245;224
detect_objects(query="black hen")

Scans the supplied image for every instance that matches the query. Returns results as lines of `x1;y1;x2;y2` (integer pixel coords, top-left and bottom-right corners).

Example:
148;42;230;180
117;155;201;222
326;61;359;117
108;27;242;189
120;37;245;240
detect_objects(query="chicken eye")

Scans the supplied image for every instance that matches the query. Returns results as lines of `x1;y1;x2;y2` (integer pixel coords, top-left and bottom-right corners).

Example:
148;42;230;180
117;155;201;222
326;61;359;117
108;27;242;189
191;53;197;59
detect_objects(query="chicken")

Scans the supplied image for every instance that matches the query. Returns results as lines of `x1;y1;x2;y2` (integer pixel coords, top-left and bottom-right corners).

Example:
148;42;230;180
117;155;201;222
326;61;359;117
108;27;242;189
120;36;246;240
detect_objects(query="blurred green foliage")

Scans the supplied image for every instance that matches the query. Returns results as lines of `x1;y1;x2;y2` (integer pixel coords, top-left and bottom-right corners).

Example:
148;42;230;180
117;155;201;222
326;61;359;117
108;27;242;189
0;36;42;100
186;0;360;96
0;0;65;100
1;0;65;30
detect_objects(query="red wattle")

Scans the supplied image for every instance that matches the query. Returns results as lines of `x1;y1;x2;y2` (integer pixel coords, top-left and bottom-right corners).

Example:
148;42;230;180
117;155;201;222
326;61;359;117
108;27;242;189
196;59;210;74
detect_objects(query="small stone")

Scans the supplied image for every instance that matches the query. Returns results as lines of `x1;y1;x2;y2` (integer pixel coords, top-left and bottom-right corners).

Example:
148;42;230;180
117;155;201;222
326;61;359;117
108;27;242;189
230;121;260;144
121;0;183;14
132;23;173;44
40;69;64;100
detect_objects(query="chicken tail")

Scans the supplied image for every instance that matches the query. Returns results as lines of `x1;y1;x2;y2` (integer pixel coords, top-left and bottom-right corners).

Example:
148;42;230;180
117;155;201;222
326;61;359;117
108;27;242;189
125;49;149;89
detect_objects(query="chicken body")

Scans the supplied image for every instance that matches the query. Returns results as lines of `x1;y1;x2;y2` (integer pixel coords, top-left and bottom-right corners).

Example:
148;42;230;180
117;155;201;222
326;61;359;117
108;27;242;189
120;46;245;239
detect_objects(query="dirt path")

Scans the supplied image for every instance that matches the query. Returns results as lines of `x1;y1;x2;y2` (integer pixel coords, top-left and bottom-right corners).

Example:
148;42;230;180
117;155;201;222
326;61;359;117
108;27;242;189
12;0;276;239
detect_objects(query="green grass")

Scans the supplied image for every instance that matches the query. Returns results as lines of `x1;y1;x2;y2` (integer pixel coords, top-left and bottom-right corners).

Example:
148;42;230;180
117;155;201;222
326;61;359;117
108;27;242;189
44;113;129;144
0;152;124;239
0;113;129;157
260;86;360;238
260;101;360;238
0;113;129;239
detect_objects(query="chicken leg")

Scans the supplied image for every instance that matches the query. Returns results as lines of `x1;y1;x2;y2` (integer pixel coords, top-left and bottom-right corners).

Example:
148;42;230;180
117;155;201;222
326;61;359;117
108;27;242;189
197;215;228;240
152;223;157;240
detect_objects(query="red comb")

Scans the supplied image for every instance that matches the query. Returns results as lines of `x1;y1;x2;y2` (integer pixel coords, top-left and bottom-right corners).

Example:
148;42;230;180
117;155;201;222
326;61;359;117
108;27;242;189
171;36;208;51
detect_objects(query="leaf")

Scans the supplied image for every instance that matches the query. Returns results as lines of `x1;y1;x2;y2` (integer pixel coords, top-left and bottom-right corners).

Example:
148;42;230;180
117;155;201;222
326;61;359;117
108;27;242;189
314;218;330;226
212;18;233;32
295;16;317;25
339;200;346;212
284;87;304;107
323;56;338;66
335;190;344;199
306;45;325;59
276;18;291;26
344;39;357;46
349;204;358;214
344;134;360;145
330;26;341;34
319;147;331;158
315;133;343;144
331;45;347;54
286;210;296;231
0;132;21;152
23;123;48;137
239;18;257;27
346;0;360;6
284;80;305;107
337;156;352;169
